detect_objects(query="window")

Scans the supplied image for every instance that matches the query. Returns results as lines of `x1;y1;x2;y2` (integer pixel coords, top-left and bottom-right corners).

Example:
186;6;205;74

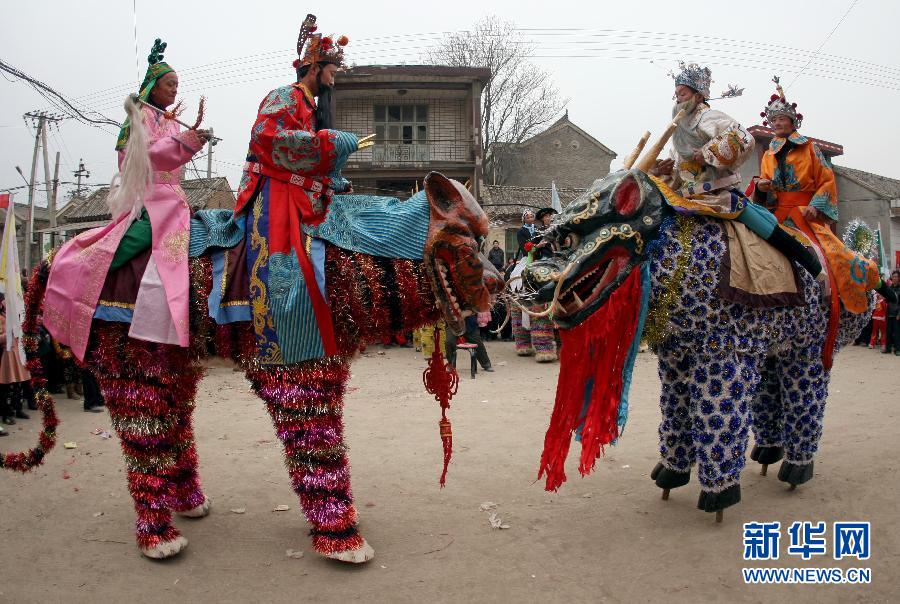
373;104;428;163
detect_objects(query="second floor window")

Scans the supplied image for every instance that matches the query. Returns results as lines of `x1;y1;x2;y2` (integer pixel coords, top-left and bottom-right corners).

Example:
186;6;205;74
373;104;428;162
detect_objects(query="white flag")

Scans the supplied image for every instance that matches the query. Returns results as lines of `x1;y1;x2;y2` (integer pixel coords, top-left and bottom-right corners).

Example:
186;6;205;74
550;181;562;213
1;203;26;361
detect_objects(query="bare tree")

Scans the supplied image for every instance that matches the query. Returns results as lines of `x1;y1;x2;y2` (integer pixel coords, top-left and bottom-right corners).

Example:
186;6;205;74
424;16;568;184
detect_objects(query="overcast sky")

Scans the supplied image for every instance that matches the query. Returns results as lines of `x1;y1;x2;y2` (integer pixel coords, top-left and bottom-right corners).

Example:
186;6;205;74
1;0;898;208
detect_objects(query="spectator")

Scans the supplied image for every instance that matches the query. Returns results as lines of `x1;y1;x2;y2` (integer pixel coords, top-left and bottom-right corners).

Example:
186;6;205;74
81;368;105;413
487;240;505;271
870;294;886;349
516;210;537;260
445;313;494;372
533;208;559;260
884;270;900;356
0;295;31;424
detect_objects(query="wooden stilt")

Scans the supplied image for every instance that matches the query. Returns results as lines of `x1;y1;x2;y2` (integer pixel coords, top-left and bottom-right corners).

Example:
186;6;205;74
789;484;797;491
662;489;670;501
715;510;723;523
761;464;768;476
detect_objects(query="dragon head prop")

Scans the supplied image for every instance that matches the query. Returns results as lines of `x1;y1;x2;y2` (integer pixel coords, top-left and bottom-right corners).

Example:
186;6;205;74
423;172;503;335
519;169;665;329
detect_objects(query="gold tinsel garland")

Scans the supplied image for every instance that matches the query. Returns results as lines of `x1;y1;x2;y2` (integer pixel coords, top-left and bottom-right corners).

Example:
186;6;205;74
643;214;695;348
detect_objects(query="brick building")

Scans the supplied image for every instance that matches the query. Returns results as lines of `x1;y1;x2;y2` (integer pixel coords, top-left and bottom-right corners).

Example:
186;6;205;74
487;112;617;189
483;114;616;260
333;65;489;200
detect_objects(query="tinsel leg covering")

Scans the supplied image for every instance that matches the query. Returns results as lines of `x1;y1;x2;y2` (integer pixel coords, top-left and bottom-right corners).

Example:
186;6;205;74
530;313;557;361
776;347;828;485
749;356;785;466
656;346;697;475
512;309;534;355
88;323;205;550
693;353;760;511
246;358;363;555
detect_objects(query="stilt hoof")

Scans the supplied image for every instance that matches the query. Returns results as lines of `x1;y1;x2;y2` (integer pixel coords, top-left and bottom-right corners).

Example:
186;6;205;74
140;535;188;560
750;445;784;466
516;348;535;357
777;460;814;487
176;497;211;518
534;352;558;363
761;464;768;476
324;539;375;564
661;489;670;501
651;462;691;490
697;484;741;513
715;510;724;523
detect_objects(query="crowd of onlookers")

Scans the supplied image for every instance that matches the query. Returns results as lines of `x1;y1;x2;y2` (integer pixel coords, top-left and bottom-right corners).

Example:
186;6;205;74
0;292;105;437
854;269;900;355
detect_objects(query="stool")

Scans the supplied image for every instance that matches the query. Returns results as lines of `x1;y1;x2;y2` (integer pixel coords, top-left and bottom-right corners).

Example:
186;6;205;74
456;343;479;379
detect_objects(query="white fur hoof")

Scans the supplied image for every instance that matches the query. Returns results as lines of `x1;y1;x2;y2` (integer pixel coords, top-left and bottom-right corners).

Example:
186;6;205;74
176;498;211;518
516;348;535;357
324;540;375;564
140;535;188;559
535;352;557;363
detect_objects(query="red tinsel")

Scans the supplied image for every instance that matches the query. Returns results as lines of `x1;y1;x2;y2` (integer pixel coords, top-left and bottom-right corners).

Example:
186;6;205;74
422;330;459;486
1;262;59;473
538;267;643;491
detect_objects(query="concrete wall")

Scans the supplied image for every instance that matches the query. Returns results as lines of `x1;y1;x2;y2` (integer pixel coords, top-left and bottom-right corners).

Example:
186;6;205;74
496;124;615;189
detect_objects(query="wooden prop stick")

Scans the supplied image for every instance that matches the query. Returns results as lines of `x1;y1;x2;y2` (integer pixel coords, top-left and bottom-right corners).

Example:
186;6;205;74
128;94;222;141
635;108;688;173
622;131;651;170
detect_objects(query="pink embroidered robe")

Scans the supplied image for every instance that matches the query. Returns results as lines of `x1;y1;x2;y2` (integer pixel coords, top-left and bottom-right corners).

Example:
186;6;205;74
43;107;204;361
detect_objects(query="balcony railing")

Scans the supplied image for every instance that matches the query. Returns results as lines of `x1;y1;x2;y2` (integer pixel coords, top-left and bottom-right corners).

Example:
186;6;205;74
348;141;474;166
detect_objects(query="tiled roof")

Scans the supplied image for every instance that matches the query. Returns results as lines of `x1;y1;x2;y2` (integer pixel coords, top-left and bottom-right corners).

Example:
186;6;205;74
58;177;234;222
482;185;585;220
833;165;900;199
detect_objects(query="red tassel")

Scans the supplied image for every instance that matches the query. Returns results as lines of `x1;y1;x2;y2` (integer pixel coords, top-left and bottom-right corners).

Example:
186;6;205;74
422;329;459;486
538;268;643;491
439;417;452;486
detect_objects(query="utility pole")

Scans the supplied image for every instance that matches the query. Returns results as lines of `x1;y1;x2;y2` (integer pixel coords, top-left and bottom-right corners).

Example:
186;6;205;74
73;159;90;199
206;127;216;178
40;121;53;256
50;151;60;249
23;115;42;270
21;111;63;268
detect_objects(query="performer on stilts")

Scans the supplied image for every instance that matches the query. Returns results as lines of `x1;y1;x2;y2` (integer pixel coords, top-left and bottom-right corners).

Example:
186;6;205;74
41;39;213;558
648;63;822;278
748;78;894;475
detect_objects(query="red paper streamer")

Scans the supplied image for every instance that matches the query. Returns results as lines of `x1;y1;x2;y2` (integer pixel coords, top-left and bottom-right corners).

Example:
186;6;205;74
538;267;643;491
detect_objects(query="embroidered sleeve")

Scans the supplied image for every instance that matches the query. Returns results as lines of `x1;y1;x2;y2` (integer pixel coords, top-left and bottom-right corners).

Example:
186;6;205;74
269;128;357;177
245;86;359;178
698;111;755;170
809;143;838;221
141;107;206;171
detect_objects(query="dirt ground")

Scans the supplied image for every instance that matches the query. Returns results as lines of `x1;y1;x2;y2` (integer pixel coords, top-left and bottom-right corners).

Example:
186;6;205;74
0;341;897;603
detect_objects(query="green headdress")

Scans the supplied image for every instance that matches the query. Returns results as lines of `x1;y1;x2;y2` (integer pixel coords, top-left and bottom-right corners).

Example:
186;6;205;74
115;38;174;150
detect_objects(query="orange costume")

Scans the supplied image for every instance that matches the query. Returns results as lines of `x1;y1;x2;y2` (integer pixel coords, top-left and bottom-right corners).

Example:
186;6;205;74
757;83;880;367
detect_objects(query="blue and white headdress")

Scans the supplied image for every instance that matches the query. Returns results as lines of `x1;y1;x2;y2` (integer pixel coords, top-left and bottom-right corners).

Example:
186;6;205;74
671;61;712;99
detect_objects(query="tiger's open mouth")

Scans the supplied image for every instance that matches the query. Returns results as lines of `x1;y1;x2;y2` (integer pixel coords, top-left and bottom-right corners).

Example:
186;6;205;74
434;258;467;323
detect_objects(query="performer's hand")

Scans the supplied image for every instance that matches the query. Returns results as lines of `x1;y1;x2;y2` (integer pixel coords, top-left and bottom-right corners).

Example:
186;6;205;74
691;149;706;164
800;205;821;221
756;178;773;193
651;159;674;176
193;129;212;142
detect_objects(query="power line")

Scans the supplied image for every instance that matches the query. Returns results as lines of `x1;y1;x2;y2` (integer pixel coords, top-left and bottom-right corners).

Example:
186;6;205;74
788;0;860;88
0;59;122;128
30;27;900;114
